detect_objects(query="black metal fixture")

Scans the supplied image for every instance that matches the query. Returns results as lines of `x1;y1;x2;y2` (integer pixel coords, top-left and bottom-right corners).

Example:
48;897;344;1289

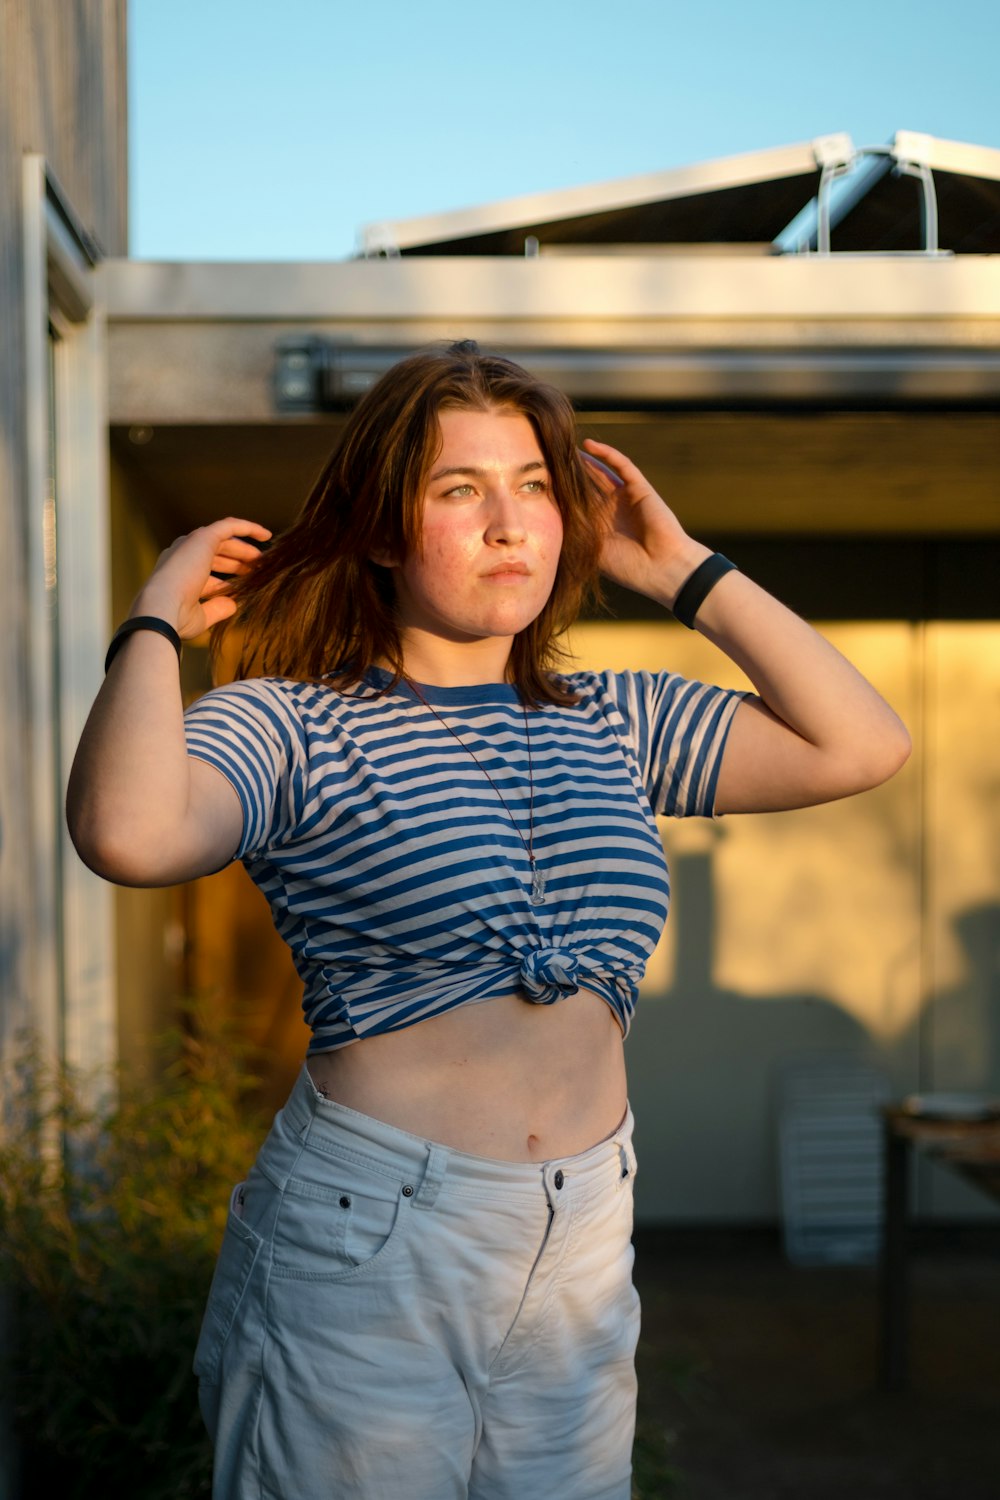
274;337;417;413
274;336;1000;414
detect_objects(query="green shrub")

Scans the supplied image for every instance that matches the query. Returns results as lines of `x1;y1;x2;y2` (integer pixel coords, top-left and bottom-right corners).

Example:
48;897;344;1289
0;1010;267;1500
1;1015;695;1499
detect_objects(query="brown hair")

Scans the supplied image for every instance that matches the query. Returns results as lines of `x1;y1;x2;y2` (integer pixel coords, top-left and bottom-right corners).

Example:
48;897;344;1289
214;341;607;705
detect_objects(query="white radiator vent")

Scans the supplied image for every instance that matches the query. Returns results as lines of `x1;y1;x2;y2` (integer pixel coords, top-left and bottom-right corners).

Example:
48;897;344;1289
777;1056;890;1266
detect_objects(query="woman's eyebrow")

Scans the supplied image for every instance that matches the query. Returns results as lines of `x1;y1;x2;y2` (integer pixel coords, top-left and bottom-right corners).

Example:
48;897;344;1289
428;459;548;482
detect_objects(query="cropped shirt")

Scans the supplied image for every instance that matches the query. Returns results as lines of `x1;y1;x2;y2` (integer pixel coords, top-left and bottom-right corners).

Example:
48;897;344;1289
183;668;746;1053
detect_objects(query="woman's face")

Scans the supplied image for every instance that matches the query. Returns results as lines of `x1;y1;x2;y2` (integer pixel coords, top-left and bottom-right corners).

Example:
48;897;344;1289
386;406;564;648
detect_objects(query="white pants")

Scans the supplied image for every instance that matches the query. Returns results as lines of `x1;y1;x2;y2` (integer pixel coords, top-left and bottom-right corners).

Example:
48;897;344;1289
195;1066;641;1499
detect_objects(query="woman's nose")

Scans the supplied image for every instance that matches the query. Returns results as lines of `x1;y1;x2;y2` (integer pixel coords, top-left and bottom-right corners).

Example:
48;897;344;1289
484;491;526;543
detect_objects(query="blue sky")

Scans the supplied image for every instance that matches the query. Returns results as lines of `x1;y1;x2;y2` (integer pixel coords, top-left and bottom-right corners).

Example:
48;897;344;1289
130;0;1000;261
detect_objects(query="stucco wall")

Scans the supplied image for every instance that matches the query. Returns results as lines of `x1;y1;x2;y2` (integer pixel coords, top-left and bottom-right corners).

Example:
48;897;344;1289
0;0;127;1053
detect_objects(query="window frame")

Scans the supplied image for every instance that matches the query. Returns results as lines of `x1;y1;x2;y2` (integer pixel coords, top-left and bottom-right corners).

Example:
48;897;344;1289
22;155;114;1082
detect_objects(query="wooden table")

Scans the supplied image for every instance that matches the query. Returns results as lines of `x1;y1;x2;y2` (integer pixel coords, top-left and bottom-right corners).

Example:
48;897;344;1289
880;1106;1000;1391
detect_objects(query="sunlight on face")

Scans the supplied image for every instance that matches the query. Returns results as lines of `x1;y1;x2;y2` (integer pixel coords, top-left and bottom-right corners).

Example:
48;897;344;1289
390;407;564;654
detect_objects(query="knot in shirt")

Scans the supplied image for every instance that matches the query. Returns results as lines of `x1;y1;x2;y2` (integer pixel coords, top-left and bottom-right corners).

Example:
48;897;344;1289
519;946;581;1003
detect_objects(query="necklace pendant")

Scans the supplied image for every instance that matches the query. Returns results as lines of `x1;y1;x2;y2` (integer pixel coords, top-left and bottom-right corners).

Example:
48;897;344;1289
531;866;546;904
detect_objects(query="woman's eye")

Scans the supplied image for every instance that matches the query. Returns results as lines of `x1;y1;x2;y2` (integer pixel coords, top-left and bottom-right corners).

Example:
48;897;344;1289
444;483;475;498
522;480;549;494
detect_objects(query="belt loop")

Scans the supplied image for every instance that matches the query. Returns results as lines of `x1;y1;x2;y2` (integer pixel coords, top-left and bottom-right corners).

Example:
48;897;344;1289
415;1144;447;1210
283;1067;317;1139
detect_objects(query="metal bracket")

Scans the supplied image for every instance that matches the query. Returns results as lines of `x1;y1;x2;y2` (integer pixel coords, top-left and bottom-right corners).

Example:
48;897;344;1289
775;132;944;256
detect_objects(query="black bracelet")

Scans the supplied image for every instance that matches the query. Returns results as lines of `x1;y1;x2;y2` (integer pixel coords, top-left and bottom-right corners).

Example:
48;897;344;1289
105;616;183;674
672;553;738;629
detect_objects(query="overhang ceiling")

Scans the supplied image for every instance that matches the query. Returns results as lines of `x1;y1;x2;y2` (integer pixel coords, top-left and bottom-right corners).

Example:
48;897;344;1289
110;410;1000;546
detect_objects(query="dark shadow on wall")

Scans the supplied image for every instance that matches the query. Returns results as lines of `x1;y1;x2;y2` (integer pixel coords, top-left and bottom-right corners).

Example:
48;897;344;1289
914;901;1000;1220
931;902;1000;1093
627;844;1000;1225
626;843;873;1223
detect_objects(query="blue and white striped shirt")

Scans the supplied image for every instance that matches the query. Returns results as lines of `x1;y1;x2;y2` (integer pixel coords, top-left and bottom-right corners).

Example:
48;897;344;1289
184;668;745;1052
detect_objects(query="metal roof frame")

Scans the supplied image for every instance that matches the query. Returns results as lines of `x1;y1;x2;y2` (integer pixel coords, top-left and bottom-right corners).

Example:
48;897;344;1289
358;137;841;256
774;131;1000;255
360;130;1000;259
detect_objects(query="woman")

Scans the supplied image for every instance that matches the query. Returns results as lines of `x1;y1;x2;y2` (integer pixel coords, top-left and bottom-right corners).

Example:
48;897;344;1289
67;343;910;1500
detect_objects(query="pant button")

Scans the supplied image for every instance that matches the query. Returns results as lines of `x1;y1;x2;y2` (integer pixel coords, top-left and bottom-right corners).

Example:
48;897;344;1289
553;1170;564;1190
401;1184;414;1197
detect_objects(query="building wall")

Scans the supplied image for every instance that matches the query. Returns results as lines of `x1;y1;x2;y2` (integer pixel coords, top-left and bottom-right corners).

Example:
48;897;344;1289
99;258;1000;1224
0;0;127;1057
572;617;1000;1224
103;305;1000;1222
172;602;999;1226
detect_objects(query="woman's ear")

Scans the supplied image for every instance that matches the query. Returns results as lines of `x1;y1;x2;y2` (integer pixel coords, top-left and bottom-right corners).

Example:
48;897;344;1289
369;547;398;569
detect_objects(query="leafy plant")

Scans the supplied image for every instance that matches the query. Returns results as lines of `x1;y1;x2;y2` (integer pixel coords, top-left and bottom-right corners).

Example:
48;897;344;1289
632;1407;683;1497
0;1011;703;1499
0;1008;267;1500
631;1321;713;1496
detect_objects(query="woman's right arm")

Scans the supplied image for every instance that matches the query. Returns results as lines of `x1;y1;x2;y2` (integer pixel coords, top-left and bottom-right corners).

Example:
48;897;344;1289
66;518;271;887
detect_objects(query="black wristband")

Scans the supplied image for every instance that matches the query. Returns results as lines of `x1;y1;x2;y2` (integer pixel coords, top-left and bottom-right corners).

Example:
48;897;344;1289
105;616;183;674
672;553;738;629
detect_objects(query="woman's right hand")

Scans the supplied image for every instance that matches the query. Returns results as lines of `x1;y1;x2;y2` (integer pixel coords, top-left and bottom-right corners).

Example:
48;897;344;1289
131;517;272;640
68;516;273;884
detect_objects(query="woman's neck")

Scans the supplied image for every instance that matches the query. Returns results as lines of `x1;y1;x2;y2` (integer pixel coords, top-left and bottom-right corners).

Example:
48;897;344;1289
390;630;514;687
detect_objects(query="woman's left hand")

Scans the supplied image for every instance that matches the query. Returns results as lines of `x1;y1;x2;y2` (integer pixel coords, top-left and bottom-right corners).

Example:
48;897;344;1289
581;438;710;607
581;440;912;814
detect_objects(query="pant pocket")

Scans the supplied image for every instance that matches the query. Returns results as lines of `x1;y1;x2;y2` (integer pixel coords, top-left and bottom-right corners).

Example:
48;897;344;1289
269;1154;412;1282
193;1182;264;1387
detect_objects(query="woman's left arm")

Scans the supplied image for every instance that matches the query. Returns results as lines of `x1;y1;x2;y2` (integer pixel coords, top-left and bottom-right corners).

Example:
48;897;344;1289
583;439;912;814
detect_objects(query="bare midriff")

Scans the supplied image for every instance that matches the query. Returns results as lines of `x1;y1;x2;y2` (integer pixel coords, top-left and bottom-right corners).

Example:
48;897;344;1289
306;988;627;1163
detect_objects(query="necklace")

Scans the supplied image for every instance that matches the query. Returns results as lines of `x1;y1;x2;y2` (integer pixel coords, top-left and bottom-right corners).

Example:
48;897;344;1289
405;679;545;904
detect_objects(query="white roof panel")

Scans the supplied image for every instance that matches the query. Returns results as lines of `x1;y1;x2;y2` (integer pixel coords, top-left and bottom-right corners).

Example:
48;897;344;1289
360;131;1000;258
360;138;830;255
895;131;1000;181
